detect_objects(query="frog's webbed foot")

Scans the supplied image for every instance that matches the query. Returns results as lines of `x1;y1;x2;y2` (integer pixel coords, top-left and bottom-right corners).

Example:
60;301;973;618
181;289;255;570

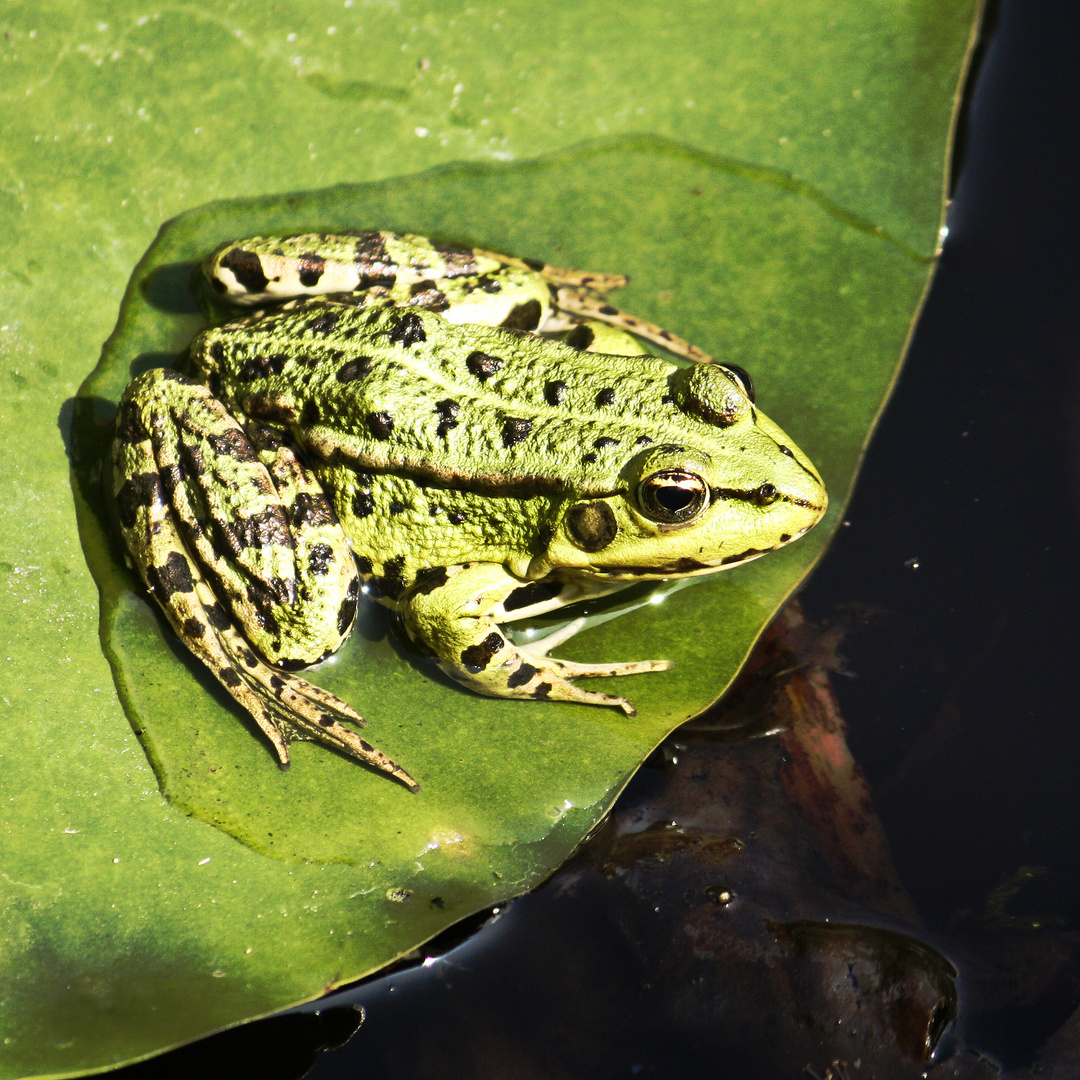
400;564;671;717
112;369;419;791
193;596;420;791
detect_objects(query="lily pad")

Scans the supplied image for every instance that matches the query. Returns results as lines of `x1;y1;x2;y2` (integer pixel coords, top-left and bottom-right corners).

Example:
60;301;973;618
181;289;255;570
0;1;979;1076
84;140;906;863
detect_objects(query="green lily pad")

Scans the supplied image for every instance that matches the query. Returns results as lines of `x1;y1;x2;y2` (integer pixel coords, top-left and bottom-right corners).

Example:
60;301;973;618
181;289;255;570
83;139;914;864
0;1;979;1076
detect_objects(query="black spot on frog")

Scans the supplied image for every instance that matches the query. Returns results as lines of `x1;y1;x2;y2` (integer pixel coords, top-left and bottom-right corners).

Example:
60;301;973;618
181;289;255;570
220;248;269;293
460;632;505;673
388;312;426;347
466;351;503;381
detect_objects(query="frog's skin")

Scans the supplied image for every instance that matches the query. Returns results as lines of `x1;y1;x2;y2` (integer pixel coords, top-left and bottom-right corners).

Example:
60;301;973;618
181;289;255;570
113;232;827;791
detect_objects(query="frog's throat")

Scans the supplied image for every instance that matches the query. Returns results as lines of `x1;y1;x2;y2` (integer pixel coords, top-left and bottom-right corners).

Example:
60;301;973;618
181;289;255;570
576;551;768;581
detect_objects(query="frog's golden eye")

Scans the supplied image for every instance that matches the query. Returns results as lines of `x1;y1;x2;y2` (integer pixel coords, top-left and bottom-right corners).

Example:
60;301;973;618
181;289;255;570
721;364;755;403
637;470;709;524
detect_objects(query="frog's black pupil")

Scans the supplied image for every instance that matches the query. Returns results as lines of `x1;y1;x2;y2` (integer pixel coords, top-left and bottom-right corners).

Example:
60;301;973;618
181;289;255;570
656;486;695;512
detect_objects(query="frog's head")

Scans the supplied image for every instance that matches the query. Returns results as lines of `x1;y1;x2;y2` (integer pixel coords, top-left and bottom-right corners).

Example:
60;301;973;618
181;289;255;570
548;363;828;581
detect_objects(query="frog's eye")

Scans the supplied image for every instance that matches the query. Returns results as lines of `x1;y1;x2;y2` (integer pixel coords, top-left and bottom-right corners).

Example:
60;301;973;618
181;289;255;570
637;470;709;525
721;364;755;403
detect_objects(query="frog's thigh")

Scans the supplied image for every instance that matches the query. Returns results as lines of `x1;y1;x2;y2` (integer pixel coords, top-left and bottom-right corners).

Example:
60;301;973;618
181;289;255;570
205;232;508;305
400;563;662;715
114;369;357;667
245;423;362;665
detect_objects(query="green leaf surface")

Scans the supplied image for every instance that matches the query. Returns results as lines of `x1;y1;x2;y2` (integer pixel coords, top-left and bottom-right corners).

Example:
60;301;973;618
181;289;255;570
0;2;979;1076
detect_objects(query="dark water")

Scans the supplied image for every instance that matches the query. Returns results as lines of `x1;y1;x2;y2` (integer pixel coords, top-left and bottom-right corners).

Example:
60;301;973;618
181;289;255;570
802;0;1080;937
103;0;1080;1075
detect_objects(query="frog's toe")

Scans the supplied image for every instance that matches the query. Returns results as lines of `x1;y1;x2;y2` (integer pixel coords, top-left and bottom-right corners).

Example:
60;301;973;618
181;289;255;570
285;709;421;793
220;630;421;791
520;622;673;678
573;689;637;717
520;617;588;657
524;672;639;715
531;655;673;679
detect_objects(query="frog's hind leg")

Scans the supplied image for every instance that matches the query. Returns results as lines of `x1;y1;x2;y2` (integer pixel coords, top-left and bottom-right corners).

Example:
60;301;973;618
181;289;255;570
552;286;718;364
112;369;419;790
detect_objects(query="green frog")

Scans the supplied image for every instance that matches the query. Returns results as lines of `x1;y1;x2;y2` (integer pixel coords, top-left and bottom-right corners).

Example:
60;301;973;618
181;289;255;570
113;231;827;791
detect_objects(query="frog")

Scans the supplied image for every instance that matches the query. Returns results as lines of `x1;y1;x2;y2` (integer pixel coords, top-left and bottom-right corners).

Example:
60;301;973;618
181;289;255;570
112;231;827;792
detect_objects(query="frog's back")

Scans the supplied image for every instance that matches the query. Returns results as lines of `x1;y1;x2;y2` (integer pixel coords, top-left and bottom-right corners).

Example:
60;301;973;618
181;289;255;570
192;299;688;492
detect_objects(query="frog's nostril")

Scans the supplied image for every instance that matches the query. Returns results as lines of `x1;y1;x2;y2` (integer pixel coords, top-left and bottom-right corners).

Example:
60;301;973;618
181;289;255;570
752;482;778;506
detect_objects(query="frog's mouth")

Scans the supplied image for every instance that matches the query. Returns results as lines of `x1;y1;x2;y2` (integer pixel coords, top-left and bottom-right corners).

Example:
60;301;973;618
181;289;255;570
585;522;819;581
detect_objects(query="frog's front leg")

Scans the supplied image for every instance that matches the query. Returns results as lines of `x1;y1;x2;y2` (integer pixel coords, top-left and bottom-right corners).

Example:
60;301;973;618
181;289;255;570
112;368;419;790
398;563;671;715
